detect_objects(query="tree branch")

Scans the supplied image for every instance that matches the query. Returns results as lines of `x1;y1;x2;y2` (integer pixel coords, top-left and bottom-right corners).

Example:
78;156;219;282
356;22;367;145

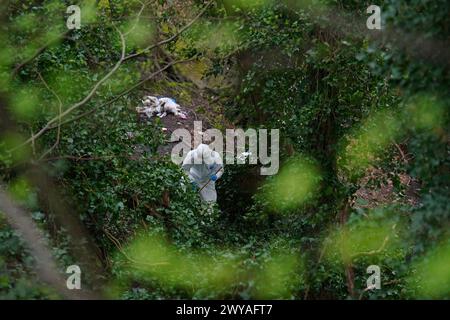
10;27;127;153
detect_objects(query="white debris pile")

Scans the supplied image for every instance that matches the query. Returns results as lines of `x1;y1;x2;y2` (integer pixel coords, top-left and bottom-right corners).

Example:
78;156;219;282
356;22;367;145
136;95;187;119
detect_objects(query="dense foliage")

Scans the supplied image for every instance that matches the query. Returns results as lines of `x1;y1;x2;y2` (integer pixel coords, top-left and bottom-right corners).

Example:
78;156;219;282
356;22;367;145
0;0;448;299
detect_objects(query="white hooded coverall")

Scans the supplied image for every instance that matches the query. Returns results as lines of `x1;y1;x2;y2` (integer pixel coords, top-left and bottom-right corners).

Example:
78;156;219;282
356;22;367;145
182;144;224;202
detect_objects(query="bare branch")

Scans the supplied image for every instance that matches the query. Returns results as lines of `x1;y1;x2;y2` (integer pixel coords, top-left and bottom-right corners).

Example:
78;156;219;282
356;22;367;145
10;27;127;153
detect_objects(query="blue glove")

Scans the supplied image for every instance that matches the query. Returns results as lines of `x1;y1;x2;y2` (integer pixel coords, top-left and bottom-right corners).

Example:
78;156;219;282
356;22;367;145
191;181;198;191
210;174;218;182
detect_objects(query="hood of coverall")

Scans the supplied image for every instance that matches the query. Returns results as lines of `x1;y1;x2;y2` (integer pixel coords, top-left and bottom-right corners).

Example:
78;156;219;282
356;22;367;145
193;144;214;165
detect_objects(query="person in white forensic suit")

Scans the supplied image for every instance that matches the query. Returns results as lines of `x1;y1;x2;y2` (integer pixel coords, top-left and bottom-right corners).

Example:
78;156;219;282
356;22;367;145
182;144;224;202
